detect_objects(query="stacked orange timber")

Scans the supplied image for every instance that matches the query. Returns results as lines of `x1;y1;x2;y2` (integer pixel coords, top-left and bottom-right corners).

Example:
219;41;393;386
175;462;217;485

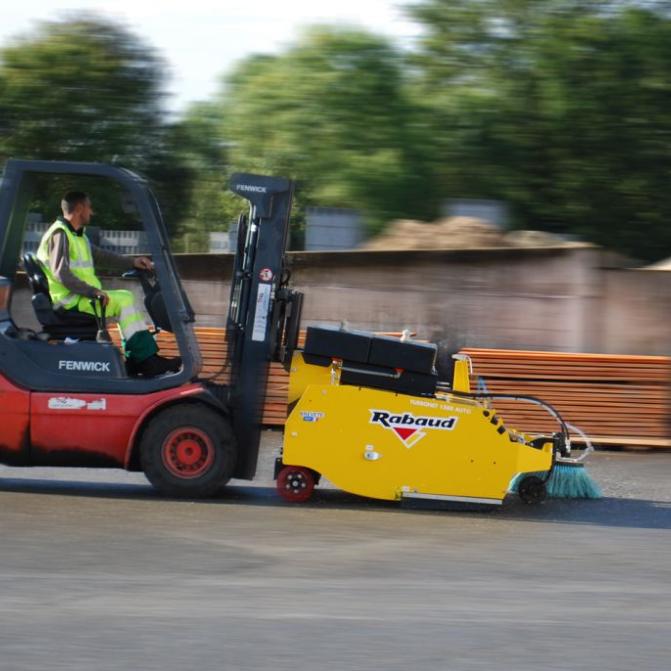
462;348;671;448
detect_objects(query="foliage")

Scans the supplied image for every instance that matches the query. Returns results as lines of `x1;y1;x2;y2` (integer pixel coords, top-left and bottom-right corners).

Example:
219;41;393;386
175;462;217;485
0;16;185;232
407;0;671;260
167;101;232;252
0;15;164;163
217;27;436;237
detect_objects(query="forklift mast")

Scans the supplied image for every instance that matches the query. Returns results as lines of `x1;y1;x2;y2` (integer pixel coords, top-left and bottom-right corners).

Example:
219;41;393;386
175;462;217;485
226;173;303;479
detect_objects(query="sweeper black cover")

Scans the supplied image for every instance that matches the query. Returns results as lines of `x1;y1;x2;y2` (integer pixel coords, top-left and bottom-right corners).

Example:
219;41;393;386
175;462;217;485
303;327;438;397
304;327;437;374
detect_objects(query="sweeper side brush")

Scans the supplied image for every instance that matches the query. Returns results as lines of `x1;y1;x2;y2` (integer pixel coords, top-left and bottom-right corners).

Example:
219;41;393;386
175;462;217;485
513;422;601;500
275;327;601;508
546;461;602;498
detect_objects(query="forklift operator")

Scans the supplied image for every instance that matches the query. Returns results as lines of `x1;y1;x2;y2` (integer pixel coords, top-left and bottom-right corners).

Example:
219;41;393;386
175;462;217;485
36;191;181;377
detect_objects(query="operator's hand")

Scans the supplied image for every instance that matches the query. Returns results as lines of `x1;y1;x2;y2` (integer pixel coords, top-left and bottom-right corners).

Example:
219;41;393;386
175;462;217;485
95;291;110;308
133;256;154;271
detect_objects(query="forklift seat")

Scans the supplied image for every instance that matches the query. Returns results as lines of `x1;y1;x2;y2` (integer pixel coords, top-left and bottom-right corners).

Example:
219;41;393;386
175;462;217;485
22;252;98;340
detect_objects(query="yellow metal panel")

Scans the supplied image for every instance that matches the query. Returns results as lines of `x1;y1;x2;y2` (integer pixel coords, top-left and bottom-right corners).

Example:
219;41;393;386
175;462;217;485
284;384;552;503
287;351;338;405
452;357;471;392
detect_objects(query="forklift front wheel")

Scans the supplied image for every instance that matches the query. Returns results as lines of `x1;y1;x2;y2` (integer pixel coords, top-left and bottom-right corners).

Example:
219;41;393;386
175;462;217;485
276;465;316;503
140;404;237;498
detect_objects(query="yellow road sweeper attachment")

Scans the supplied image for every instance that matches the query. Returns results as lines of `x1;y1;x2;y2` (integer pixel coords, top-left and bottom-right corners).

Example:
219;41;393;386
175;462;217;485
274;327;600;506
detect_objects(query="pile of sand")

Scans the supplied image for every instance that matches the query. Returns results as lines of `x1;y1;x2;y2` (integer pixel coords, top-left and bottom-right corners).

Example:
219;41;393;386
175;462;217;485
361;217;569;251
502;229;566;247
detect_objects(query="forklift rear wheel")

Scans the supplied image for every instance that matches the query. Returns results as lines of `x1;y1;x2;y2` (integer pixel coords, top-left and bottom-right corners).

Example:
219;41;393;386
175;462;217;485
517;475;547;505
276;466;315;503
140;405;237;498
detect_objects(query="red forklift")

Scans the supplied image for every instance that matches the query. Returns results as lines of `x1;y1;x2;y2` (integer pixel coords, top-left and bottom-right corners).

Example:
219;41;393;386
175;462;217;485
0;159;303;497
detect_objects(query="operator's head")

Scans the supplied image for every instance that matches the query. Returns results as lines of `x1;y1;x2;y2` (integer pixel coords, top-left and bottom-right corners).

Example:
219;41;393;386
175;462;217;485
61;191;93;228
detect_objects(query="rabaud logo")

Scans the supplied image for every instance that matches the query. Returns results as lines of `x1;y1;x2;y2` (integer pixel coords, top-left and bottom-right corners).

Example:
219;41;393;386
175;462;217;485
369;409;458;448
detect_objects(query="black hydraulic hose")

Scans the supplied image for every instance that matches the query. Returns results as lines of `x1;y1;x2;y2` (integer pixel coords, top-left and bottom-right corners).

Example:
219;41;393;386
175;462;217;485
545;444;559;483
445;390;570;437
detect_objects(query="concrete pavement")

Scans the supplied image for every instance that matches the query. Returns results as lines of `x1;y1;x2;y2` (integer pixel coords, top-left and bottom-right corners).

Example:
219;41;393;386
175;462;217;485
1;433;669;671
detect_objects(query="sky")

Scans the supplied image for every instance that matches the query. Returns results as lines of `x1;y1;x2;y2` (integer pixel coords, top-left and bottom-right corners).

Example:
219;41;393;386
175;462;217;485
0;0;421;115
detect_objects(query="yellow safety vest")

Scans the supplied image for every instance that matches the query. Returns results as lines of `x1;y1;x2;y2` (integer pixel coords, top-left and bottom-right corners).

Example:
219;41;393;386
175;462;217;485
36;220;101;309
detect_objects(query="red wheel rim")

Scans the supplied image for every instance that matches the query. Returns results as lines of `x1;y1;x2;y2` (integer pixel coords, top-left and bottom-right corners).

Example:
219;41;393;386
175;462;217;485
161;426;215;479
277;466;315;503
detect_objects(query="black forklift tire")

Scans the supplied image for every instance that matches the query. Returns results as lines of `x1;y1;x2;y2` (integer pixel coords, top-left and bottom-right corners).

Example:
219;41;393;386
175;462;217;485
140;404;237;498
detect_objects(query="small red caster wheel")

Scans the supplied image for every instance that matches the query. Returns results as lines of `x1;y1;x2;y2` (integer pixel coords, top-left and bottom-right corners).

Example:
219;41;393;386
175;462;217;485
277;465;316;503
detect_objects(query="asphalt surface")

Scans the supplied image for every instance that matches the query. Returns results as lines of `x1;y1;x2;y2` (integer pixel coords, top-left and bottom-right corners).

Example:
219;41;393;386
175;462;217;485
1;432;670;671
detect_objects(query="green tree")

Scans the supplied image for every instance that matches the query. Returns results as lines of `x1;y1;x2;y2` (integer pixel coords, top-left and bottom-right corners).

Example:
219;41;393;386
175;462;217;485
0;15;165;163
407;1;671;260
217;27;436;238
0;15;187;232
167;101;232;252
